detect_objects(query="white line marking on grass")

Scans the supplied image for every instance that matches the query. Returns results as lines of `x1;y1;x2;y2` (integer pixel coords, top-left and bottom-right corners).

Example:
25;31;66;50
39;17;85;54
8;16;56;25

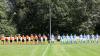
42;45;49;56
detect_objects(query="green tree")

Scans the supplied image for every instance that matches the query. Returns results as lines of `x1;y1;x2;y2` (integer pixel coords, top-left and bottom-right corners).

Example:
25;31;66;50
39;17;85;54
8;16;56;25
0;0;17;36
7;0;100;34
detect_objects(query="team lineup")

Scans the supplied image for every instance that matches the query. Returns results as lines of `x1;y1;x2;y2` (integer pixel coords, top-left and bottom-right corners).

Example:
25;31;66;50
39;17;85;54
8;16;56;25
0;34;99;45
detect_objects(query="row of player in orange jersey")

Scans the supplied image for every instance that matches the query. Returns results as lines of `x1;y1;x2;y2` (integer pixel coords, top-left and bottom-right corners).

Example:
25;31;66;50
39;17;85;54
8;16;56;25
0;34;48;41
0;34;48;45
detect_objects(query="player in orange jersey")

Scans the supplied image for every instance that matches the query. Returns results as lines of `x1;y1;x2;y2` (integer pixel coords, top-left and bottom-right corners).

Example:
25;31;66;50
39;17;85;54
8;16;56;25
22;35;25;45
14;35;18;44
30;34;34;45
38;34;42;44
10;35;14;45
0;34;5;45
43;34;48;44
5;36;9;45
18;34;21;45
34;34;38;44
26;35;30;45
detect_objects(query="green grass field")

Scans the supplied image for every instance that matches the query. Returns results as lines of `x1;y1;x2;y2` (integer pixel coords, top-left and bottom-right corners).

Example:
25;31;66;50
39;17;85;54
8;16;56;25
0;43;100;56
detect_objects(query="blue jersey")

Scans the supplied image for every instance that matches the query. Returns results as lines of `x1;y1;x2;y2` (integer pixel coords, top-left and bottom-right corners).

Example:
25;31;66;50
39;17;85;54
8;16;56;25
96;34;99;38
51;35;54;39
73;34;76;39
87;34;90;39
70;35;73;39
91;34;94;38
83;34;86;38
61;35;64;39
80;34;83;38
66;35;69;39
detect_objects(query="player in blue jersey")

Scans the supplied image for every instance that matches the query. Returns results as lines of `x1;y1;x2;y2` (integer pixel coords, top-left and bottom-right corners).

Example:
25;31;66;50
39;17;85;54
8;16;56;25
95;34;99;44
87;34;90;43
91;34;95;43
70;34;73;44
83;34;86;43
61;34;64;44
80;34;83;43
66;34;69;44
63;34;66;44
51;34;55;43
73;34;77;44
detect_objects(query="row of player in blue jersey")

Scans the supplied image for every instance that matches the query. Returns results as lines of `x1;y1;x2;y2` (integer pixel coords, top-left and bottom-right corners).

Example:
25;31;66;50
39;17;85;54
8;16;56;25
79;34;99;43
50;34;99;44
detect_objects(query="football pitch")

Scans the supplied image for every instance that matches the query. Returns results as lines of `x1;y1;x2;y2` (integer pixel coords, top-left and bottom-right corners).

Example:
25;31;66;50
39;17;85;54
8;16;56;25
0;43;100;56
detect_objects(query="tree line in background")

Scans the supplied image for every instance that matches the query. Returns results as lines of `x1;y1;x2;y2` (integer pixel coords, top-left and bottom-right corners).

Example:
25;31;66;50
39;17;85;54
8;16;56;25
0;0;100;36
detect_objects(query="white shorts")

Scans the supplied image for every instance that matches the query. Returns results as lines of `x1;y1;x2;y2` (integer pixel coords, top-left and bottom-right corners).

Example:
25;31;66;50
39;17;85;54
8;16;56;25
41;38;43;42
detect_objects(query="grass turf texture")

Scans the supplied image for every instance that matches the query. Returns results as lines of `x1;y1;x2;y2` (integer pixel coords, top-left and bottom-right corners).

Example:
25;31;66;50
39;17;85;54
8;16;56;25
0;43;100;56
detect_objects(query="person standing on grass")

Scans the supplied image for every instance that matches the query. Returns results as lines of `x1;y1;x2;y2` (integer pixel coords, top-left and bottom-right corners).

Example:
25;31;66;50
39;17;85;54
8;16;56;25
83;34;86;43
10;34;13;45
26;35;30;45
57;34;61;42
41;34;43;44
70;34;73;44
5;36;9;45
43;34;45;44
30;34;34;45
73;34;77;44
63;34;66;44
43;34;48;44
46;34;49;43
34;34;38;44
51;34;55;43
90;34;93;43
91;34;95;43
22;35;25;45
14;35;18;44
87;34;90;43
95;34;99;44
66;34;69;44
38;34;41;44
80;34;83;43
61;34;64;44
18;34;21;45
0;34;5;45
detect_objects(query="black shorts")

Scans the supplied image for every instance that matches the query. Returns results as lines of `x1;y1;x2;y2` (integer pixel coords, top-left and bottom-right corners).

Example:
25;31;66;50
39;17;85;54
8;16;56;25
38;38;41;41
35;39;37;41
22;39;24;42
10;40;12;42
57;39;60;41
30;39;33;41
18;39;20;41
1;40;4;42
5;39;8;42
14;39;17;42
43;38;45;41
26;39;29;41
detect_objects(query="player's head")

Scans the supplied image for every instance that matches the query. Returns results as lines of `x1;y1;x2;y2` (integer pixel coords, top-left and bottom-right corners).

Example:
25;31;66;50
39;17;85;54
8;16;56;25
22;35;24;37
74;34;76;36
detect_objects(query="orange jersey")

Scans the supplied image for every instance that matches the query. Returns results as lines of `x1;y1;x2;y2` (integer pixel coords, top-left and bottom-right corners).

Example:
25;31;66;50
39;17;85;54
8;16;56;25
30;35;34;39
26;35;29;39
43;35;47;39
14;36;18;40
18;36;21;39
5;37;9;40
1;37;5;40
10;37;13;40
35;35;38;39
22;35;25;39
